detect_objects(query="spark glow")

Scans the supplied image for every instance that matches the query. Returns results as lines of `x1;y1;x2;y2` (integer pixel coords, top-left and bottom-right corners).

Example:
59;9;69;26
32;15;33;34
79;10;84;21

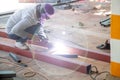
62;31;66;35
51;41;69;55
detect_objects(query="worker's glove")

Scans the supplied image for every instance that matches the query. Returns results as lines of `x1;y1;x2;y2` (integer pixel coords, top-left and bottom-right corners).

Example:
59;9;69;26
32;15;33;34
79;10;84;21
37;31;48;43
38;34;48;42
37;26;49;43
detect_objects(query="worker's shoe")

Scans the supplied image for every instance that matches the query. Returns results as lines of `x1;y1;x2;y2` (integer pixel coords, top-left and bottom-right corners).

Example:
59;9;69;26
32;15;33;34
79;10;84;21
15;42;29;50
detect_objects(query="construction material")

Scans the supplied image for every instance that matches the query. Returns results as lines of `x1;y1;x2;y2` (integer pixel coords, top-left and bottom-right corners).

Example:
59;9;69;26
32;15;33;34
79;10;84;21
0;31;110;62
68;47;110;62
0;71;16;78
9;52;21;63
9;52;28;67
100;17;110;27
0;31;8;38
0;38;91;74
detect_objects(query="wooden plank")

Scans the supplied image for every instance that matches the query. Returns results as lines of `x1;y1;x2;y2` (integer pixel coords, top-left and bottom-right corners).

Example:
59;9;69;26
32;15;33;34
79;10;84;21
0;31;110;62
0;38;91;74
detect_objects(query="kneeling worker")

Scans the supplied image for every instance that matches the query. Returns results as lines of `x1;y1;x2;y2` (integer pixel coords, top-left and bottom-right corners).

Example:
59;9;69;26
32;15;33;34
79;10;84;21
5;3;54;50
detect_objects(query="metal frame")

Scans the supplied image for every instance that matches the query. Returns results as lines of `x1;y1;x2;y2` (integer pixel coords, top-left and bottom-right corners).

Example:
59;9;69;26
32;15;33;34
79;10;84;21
0;37;91;74
0;31;110;63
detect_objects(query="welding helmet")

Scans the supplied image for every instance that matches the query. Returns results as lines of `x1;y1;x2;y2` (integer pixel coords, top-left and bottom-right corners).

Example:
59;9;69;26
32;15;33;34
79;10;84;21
40;3;54;20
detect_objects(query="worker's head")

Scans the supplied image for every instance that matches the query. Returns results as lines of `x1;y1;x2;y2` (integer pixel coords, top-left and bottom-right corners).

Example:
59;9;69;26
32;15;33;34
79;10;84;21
37;3;54;20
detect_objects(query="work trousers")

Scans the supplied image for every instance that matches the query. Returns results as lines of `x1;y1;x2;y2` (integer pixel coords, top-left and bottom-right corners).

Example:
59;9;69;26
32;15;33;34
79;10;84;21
8;23;40;43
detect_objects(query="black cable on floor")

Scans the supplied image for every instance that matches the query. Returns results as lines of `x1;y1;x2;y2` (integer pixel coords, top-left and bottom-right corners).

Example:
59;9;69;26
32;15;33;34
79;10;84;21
89;66;110;80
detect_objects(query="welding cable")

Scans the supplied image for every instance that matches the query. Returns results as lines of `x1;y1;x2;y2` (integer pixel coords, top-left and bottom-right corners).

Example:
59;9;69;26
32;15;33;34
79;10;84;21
23;71;36;77
0;57;20;67
26;42;49;80
0;56;47;79
0;56;28;73
0;60;26;74
0;56;29;68
0;57;12;61
37;72;48;80
23;67;48;80
0;60;24;73
89;66;110;80
0;58;33;78
0;61;15;65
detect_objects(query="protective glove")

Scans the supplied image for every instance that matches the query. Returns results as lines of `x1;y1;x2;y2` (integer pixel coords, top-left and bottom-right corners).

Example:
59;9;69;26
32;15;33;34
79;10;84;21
37;26;49;43
37;30;48;43
38;34;48;42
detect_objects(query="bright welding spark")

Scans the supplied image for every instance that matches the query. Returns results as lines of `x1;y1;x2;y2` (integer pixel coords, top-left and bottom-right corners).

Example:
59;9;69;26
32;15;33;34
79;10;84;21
62;31;66;35
51;41;69;55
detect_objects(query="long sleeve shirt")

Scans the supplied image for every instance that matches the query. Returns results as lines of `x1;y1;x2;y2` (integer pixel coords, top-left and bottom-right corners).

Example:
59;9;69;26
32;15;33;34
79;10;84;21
6;4;41;38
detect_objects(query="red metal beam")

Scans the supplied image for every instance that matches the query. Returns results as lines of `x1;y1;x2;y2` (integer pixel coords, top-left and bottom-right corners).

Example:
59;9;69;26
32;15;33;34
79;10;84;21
67;47;110;63
0;31;8;38
0;31;110;62
0;38;91;74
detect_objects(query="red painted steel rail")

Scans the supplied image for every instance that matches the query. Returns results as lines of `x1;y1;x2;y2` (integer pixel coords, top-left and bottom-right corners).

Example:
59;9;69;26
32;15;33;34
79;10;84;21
0;37;91;74
0;31;110;63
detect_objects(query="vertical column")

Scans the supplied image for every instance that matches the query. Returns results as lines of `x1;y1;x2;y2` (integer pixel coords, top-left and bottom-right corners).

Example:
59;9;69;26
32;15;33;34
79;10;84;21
111;0;120;77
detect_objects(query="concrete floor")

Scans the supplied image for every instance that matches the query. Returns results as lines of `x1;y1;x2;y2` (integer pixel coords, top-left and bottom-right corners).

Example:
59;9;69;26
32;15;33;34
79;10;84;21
0;50;110;80
0;0;118;80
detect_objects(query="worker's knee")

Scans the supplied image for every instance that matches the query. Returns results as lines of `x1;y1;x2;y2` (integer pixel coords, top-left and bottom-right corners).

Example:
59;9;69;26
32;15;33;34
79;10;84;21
8;34;21;40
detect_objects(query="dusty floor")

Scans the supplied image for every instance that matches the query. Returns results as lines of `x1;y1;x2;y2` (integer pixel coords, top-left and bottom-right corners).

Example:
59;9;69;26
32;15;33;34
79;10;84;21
0;0;118;80
0;50;110;80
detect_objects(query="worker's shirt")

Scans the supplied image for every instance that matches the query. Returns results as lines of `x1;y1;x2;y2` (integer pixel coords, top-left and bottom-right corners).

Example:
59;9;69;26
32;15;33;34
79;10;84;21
6;4;41;38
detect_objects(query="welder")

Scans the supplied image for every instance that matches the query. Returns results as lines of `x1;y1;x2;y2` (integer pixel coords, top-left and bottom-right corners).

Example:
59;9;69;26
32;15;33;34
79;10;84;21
5;3;54;50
